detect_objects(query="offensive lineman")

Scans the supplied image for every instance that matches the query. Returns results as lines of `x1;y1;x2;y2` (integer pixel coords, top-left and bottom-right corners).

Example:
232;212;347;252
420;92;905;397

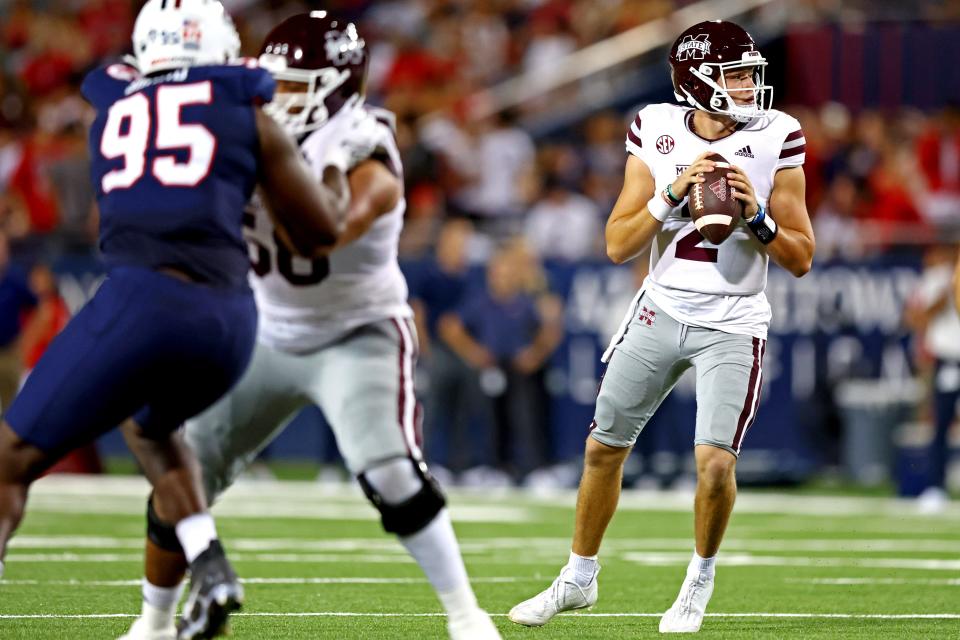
509;20;814;633
119;12;501;640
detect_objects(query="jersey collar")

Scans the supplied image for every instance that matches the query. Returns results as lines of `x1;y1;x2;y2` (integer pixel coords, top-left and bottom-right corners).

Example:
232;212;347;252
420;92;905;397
685;109;749;143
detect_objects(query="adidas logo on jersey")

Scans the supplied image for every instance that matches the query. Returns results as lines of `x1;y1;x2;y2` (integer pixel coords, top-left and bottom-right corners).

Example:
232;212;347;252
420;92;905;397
734;145;755;158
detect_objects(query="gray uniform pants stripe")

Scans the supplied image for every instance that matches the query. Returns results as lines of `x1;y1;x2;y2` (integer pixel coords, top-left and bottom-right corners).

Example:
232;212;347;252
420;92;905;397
732;337;765;453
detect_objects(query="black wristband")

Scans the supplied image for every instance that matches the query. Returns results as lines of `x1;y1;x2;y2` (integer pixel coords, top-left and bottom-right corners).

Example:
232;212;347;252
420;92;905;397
746;205;778;245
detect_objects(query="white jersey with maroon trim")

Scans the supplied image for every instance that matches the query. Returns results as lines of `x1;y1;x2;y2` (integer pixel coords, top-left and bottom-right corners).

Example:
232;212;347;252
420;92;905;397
245;106;412;354
621;103;805;341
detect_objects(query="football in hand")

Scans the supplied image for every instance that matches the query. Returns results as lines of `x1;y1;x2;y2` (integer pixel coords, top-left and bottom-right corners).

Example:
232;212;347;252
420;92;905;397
689;152;743;245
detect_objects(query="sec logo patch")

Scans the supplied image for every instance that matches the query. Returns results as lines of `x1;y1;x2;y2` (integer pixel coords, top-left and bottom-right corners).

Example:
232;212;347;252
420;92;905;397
656;135;675;154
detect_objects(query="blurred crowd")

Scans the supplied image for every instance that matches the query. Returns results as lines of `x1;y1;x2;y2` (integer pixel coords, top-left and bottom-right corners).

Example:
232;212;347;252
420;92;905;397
2;0;960;488
2;0;960;262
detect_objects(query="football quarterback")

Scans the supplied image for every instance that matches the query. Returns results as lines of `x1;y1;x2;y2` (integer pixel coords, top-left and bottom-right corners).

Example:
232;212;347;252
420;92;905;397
509;19;814;634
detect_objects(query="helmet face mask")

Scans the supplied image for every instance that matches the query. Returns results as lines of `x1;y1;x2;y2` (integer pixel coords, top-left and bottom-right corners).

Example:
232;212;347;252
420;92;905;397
259;58;357;136
258;12;369;137
132;0;240;76
669;21;773;123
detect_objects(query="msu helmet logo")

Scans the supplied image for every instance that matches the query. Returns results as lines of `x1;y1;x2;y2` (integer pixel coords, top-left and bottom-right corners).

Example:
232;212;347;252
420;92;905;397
675;34;710;61
324;27;365;66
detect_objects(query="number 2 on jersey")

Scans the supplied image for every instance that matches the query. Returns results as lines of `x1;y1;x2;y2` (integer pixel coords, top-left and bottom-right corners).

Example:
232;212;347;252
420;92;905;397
673;203;718;263
99;82;215;193
675;229;718;263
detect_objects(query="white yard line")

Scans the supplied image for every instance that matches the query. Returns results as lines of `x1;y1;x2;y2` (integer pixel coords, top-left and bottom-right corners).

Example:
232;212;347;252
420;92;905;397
791;578;960;586
23;497;529;523
4;552;414;563
2;612;959;620
13;535;960;554
621;552;960;571
8;550;960;570
737;519;960;535
4;554;144;562
0;576;525;587
26;575;954;589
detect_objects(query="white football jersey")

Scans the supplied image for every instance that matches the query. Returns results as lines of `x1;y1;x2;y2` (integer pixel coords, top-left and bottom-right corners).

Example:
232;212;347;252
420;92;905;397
622;103;805;341
245;106;412;354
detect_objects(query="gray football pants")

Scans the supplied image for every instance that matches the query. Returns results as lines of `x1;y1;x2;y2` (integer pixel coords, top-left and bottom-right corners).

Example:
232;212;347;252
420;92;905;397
592;296;766;456
184;317;420;501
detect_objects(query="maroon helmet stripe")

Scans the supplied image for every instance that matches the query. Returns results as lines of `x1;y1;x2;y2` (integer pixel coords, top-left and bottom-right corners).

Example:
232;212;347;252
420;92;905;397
634;114;642;129
732;337;762;451
627;129;642;148
784;129;804;142
779;144;806;159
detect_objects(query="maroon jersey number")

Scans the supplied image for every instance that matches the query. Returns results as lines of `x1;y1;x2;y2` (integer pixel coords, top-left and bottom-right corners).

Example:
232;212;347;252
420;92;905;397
675;229;718;263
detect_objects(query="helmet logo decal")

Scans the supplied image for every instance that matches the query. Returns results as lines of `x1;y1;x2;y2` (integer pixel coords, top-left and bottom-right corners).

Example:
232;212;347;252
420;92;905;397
182;19;202;51
324;29;364;65
147;28;182;46
675;34;711;61
656;135;675;155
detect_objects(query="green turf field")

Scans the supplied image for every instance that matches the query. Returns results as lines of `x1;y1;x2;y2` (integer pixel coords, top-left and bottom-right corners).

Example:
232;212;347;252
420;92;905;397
1;475;958;638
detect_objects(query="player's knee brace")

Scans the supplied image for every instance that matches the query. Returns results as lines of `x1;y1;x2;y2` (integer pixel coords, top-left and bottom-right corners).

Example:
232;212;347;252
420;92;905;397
146;493;183;553
357;458;446;537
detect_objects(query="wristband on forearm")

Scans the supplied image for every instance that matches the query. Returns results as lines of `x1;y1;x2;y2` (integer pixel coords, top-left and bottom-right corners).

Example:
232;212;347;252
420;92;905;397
744;203;778;244
665;183;682;205
647;188;676;222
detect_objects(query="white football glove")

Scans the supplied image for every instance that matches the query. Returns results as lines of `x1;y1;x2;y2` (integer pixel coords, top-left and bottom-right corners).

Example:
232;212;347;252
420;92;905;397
323;108;382;174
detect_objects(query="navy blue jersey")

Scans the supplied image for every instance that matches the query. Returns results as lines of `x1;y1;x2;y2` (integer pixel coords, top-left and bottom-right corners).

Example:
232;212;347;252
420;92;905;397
81;62;275;289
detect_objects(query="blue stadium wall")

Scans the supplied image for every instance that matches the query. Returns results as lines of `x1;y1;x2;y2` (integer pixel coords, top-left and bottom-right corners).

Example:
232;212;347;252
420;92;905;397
47;252;923;484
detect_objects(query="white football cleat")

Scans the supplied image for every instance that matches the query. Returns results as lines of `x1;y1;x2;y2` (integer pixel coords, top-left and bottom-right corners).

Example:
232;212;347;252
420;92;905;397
508;567;598;627
117;616;176;640
447;608;502;639
917;486;949;515
658;574;714;633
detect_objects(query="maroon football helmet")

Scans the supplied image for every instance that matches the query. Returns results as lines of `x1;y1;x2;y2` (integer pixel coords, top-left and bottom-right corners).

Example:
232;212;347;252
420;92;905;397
258;11;369;136
668;20;772;122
